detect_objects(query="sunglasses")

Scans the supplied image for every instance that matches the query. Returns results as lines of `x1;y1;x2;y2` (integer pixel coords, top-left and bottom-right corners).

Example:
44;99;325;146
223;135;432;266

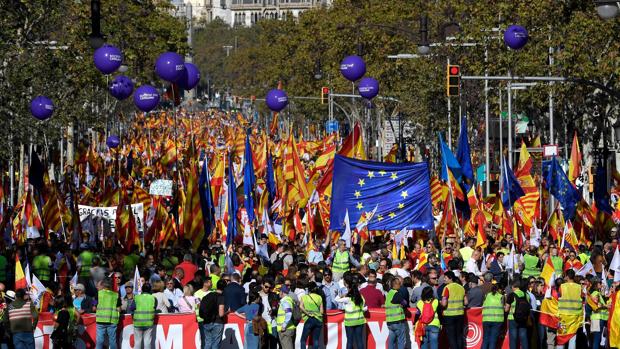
263;285;272;289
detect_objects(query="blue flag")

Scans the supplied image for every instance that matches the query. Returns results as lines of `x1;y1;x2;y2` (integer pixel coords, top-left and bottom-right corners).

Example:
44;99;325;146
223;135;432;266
266;152;276;209
227;153;238;246
439;133;462;182
198;156;215;237
456;116;474;184
243;133;256;223
501;157;525;208
543;157;581;220
594;162;613;214
329;154;434;231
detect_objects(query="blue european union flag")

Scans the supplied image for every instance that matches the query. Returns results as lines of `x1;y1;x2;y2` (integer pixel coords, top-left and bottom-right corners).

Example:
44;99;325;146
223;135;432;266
243;132;256;223
502;157;525;208
199;156;215;237
329;154;434;231
227;153;238;246
456;116;474;183
543;156;581;220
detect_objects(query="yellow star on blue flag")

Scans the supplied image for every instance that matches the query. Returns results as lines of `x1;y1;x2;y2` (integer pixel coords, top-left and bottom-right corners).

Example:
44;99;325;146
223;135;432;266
329;154;434;231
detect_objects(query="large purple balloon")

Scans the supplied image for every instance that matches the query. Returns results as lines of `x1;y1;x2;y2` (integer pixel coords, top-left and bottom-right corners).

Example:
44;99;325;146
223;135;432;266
30;96;54;120
358;77;379;100
134;85;160;112
504;25;529;50
155;52;185;82
109;75;134;100
340;55;366;82
178;63;201;91
106;135;120;149
93;44;123;74
265;89;288;112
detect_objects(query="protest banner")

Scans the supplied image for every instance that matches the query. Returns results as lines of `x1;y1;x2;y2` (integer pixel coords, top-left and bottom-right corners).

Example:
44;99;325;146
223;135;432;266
78;203;144;232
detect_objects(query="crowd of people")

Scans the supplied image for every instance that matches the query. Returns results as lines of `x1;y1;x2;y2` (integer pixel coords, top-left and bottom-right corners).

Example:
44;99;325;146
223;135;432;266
0;109;619;349
0;228;619;349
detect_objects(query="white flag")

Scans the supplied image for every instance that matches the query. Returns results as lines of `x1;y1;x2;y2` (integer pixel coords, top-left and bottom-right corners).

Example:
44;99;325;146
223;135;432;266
577;261;595;277
30;274;46;306
70;272;78;290
24;263;32;289
610;247;620;271
133;266;142;295
341;209;352;248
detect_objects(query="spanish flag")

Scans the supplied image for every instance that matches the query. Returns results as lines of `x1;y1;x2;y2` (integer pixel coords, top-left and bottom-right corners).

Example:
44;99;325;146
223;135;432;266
539;297;560;329
568;132;581;184
609;291;620;348
15;255;27;290
540;256;555;285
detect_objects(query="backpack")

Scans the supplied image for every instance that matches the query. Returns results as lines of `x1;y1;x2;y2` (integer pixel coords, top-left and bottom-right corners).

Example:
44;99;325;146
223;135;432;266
290;298;303;326
513;293;531;326
419;301;436;325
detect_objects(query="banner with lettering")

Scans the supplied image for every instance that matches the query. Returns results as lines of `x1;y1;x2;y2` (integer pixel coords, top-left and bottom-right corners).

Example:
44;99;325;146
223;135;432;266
78;203;144;232
34;308;508;349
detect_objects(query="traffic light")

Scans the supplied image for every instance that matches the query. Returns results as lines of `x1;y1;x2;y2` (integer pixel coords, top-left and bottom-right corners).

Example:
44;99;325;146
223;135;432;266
321;86;330;104
446;65;461;96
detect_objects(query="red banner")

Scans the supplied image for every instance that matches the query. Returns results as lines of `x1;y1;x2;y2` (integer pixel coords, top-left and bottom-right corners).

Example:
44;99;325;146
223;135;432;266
34;308;508;349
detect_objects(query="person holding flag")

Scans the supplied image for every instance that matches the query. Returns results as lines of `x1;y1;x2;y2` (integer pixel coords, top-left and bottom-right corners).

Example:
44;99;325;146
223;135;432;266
556;269;584;349
588;278;608;349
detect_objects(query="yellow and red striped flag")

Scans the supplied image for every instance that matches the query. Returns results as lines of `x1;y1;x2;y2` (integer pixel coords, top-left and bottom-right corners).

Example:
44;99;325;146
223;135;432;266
42;188;70;234
568;132;581;184
540;255;555;285
284;132;310;207
183;164;205;250
447;168;464;201
515;142;537;193
430;176;448;208
160;138;178;167
211;153;225;207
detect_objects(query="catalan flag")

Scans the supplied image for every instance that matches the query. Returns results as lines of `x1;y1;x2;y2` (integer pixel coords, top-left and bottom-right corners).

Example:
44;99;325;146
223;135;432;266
430;176;448;208
42;187;70;235
160;137;178;168
183;163;206;250
284;132;310;207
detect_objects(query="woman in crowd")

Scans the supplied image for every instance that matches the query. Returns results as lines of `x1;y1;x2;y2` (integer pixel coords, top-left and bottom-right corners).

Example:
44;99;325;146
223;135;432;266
589;278;609;349
416;286;440;349
335;274;367;349
176;285;198;313
235;291;263;349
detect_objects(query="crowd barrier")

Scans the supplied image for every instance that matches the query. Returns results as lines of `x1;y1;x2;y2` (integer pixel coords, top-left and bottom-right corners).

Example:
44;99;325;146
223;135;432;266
34;308;509;349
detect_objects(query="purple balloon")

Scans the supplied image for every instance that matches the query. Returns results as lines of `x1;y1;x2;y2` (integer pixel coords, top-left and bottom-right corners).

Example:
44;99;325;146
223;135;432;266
265;89;288;112
155;52;185;82
178;63;201;91
340;55;366;82
358;77;379;100
109;75;134;100
93;44;123;75
504;25;529;50
106;135;120;149
133;85;160;112
30;96;54;120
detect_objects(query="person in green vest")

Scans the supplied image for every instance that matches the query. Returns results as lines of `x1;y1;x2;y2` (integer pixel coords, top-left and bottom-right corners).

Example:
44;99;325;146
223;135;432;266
550;246;564;277
32;247;52;284
416;286;440;349
505;278;530;349
522;247;541;278
335;274;367;349
299;283;324;349
276;284;296;349
589;278;608;349
0;252;8;284
481;284;505;349
209;265;221;291
78;247;96;282
130;283;158;349
459;238;475;264
194;277;212;348
332;240;351;282
441;271;467;349
95;278;121;349
386;277;407;349
578;245;590;265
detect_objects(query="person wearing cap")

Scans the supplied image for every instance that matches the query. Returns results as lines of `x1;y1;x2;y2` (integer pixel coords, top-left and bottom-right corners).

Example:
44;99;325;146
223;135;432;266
73;283;95;314
95;278;122;349
129;283;158;349
276;284;296;349
121;281;136;313
5;288;38;348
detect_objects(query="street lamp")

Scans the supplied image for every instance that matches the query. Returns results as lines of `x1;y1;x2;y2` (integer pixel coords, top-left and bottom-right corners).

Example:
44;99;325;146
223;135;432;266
88;0;104;49
314;59;323;80
417;16;430;55
595;0;620;19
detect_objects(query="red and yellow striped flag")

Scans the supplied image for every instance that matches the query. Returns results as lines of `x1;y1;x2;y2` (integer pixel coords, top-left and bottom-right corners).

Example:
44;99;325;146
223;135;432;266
515;142;537;193
447;168;464;201
284;132;310;207
430;176;448;208
610;291;620;348
183;164;205;250
42;188;70;234
384;144;398;163
160;138;178;167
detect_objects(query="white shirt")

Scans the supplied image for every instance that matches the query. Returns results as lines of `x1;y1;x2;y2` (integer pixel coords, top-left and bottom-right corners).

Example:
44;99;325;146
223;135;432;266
388;267;410;279
465;258;483;276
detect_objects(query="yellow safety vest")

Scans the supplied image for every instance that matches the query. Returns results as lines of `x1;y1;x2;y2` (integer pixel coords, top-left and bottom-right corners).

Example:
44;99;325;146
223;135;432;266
96;289;119;324
133;294;156;328
344;299;366;327
443;283;465;316
385;289;405;322
302;294;323;321
558;282;582;315
276;296;296;330
482;292;504;323
590;291;609;321
332;251;349;273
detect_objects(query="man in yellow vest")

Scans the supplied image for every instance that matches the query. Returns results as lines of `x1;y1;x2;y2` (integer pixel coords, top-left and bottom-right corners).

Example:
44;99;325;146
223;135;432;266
505;279;530;349
459;238;475;264
130;283;158;349
78;247;96;283
386;277;407;349
441;271;467;349
522;247;541;278
276;284;296;349
332;240;351;282
590;277;608;349
557;269;583;349
481;285;505;349
95;278;121;349
32;248;52;285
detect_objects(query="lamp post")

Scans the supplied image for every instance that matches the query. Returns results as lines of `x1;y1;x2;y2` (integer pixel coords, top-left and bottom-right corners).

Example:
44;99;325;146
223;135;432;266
88;0;104;49
595;0;620;19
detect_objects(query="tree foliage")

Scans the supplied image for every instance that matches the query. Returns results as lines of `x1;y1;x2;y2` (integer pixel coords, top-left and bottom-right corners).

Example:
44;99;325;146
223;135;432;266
0;0;188;161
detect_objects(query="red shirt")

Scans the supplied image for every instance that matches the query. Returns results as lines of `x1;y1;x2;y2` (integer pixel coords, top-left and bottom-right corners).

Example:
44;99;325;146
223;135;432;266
360;285;385;308
176;261;198;286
